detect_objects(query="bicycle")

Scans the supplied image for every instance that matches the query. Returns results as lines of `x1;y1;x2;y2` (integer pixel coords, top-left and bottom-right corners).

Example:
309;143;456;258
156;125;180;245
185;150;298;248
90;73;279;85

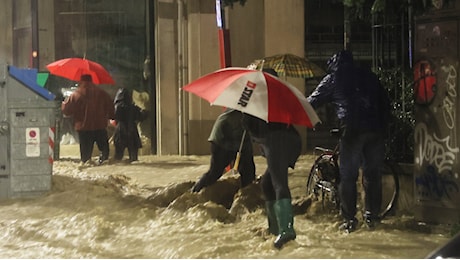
305;128;400;220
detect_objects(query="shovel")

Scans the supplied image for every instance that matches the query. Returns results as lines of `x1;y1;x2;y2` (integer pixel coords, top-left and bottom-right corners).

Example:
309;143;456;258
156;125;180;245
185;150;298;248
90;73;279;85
229;130;247;174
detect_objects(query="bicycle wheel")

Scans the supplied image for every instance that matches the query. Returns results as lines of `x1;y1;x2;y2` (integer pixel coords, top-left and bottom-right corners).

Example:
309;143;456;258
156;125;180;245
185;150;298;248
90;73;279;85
306;154;340;208
378;160;400;219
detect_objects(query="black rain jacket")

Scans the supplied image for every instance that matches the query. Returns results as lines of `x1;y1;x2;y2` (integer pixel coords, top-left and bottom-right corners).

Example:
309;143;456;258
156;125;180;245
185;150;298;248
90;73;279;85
113;88;148;149
307;50;390;135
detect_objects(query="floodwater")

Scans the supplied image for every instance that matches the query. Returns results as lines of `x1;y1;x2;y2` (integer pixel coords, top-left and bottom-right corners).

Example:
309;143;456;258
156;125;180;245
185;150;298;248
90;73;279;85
0;144;452;258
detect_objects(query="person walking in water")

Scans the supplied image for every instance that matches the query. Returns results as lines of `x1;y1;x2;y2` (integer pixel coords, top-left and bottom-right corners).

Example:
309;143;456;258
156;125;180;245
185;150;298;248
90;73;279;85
242;68;301;249
307;50;390;233
61;74;115;165
113;88;148;162
192;108;255;192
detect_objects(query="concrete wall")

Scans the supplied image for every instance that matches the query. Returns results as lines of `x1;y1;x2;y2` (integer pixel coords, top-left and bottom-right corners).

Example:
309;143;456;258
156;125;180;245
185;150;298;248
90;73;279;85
38;0;55;70
0;1;13;64
413;8;460;224
185;0;223;155
0;0;54;69
156;0;181;155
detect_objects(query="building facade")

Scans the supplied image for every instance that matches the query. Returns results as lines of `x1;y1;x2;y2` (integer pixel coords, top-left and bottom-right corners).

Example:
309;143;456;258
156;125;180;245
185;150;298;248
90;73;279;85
0;0;305;156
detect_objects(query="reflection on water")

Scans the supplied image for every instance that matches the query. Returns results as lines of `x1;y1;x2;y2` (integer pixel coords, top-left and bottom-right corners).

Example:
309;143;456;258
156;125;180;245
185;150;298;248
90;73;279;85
0;153;451;258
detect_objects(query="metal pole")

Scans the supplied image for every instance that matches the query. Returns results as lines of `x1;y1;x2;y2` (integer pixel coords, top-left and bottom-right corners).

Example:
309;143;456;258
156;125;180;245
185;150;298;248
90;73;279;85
216;0;231;68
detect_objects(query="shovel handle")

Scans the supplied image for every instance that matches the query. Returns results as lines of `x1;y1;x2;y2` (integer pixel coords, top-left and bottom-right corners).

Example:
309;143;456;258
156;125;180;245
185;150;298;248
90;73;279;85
233;152;241;171
233;130;246;171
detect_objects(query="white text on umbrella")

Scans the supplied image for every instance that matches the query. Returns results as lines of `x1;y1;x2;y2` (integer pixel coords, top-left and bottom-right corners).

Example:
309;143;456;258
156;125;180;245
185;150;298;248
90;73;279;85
238;81;256;107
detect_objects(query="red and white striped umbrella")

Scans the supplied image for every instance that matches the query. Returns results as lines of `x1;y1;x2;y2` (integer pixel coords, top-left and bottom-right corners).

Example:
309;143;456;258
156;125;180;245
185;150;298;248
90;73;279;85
182;67;320;128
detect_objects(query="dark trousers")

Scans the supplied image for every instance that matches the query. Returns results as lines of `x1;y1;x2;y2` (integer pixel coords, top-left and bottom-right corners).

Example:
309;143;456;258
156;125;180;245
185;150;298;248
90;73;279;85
260;130;301;201
78;129;110;163
114;143;139;162
195;142;255;190
339;131;385;220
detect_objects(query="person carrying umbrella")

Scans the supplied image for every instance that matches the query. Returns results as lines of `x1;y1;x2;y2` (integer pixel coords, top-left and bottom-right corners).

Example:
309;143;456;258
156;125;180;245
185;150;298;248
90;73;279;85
306;50;391;233
61;74;115;165
192;108;255;193
182;66;320;249
242;68;301;249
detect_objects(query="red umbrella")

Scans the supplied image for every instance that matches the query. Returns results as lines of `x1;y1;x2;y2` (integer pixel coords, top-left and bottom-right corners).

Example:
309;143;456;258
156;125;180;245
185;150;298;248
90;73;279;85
46;58;115;85
182;67;320;128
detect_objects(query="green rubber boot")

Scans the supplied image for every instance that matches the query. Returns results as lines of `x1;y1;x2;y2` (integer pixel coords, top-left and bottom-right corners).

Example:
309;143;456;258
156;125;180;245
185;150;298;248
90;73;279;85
273;198;296;249
265;201;278;235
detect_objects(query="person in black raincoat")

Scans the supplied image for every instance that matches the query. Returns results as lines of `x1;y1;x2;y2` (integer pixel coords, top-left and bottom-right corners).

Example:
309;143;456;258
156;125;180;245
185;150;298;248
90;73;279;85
113;88;148;162
192;108;255;192
307;50;390;233
242;68;301;249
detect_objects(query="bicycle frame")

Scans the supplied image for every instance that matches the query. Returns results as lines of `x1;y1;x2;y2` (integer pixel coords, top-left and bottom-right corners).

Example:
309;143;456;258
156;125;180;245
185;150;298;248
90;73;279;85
306;128;399;219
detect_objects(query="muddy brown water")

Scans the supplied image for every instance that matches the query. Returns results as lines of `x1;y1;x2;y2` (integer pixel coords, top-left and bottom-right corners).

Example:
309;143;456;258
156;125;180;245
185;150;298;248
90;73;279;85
0;145;451;258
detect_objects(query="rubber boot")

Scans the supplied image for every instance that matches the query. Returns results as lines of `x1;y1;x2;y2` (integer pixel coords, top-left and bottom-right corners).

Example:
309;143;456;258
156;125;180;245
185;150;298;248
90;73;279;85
273;198;296;249
265;201;278;235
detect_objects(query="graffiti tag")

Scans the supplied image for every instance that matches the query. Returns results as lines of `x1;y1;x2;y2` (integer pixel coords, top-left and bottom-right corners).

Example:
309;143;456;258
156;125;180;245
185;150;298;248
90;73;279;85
440;64;457;129
414;123;459;173
416;165;459;200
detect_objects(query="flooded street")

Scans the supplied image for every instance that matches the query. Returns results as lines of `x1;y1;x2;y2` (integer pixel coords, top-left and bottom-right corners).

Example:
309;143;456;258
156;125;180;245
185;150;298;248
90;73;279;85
0;145;452;258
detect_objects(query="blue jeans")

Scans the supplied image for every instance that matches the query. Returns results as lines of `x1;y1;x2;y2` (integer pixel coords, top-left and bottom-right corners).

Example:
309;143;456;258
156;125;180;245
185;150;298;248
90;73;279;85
338;131;385;221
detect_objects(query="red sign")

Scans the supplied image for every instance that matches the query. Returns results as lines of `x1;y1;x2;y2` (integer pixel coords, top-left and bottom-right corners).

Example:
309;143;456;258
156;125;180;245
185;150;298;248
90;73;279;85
414;60;437;105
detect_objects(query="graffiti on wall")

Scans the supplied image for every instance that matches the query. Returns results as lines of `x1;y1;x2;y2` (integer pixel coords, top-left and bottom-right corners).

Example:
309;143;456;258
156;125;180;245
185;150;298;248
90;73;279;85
415;123;459;200
416;165;459;200
440;64;457;130
414;60;459;201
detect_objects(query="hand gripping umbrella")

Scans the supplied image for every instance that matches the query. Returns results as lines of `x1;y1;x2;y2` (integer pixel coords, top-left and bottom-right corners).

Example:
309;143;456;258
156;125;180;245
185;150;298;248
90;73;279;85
182;67;321;128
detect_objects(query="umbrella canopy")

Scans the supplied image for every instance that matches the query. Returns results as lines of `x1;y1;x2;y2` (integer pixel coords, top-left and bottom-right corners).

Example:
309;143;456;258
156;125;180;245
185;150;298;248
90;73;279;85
46;58;115;85
182;67;321;128
249;53;325;79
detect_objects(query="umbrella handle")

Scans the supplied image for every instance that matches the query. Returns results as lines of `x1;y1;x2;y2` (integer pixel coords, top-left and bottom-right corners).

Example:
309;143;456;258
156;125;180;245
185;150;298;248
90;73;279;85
233;130;247;171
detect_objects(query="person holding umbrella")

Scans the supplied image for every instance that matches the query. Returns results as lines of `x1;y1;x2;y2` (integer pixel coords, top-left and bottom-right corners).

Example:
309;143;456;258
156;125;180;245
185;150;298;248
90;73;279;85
192;108;255;193
61;74;115;165
242;68;301;249
182;66;320;249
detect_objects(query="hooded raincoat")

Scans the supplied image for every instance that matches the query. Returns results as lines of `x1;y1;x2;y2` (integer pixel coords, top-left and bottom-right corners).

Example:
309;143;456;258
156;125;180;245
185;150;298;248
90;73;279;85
113;88;148;161
306;50;391;227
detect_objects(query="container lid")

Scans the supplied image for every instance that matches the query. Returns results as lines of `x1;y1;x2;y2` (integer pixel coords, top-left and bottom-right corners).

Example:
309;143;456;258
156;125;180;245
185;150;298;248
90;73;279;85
8;65;56;101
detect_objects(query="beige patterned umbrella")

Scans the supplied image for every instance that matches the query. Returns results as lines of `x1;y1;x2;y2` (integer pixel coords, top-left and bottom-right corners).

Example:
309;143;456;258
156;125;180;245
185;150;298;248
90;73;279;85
249;53;325;79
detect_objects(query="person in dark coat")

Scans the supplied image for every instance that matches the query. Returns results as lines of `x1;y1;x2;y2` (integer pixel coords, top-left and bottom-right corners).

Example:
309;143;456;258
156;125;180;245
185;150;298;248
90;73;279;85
61;74;115;164
307;50;391;233
192;108;255;192
113;88;148;162
242;68;301;249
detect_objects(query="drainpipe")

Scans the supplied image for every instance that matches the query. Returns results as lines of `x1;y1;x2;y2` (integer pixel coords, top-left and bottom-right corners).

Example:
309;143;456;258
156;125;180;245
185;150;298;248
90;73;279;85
344;5;351;51
408;0;413;69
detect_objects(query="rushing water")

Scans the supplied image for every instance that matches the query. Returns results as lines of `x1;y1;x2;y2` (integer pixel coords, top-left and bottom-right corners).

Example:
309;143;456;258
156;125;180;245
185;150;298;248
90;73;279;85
0;148;452;258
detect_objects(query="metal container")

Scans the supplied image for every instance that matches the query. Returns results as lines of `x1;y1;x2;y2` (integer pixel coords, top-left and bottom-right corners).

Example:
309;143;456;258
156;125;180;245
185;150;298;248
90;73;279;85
0;63;56;199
